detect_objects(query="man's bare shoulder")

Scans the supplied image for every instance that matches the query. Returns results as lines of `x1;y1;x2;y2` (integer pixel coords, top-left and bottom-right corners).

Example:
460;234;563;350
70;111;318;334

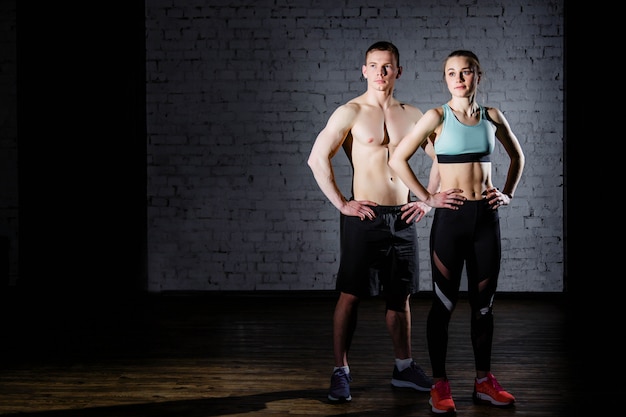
344;93;369;107
324;98;364;130
333;95;367;114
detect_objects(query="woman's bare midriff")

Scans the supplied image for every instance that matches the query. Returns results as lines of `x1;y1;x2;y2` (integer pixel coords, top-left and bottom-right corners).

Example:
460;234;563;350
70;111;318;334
439;161;492;201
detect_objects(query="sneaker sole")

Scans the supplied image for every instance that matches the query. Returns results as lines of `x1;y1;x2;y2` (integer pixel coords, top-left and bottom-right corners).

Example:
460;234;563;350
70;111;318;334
328;394;352;403
472;391;514;407
390;379;431;392
429;397;456;414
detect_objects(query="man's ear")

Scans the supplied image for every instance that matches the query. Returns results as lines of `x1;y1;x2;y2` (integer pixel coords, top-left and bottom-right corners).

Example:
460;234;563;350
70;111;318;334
396;66;403;79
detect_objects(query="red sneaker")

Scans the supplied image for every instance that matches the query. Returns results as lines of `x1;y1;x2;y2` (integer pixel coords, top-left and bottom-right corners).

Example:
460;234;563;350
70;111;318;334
473;372;515;406
429;379;456;414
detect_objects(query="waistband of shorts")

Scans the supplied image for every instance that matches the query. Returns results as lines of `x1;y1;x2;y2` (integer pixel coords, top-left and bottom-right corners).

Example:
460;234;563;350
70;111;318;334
374;204;404;214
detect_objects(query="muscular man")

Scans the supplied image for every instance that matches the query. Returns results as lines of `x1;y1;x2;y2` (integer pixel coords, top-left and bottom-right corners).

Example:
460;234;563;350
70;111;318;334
308;41;460;403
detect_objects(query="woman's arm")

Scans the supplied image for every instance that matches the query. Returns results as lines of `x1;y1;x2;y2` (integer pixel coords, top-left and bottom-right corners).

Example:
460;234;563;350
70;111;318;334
389;109;439;201
488;107;525;199
390;108;466;208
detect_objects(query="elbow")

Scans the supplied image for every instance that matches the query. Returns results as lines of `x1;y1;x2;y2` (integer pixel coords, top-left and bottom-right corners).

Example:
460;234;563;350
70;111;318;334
515;152;526;171
307;155;316;171
388;156;400;172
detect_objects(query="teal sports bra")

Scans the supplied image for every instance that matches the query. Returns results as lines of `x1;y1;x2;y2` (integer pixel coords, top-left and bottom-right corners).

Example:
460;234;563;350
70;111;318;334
434;103;496;163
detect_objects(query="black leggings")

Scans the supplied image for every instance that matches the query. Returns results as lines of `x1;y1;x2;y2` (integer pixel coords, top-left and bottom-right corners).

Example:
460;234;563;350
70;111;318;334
427;200;501;379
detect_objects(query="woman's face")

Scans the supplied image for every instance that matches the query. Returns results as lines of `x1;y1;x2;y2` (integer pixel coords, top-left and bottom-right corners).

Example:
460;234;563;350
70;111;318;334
444;56;479;98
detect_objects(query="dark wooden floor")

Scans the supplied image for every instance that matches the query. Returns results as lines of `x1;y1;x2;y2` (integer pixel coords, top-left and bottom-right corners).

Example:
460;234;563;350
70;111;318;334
0;291;603;416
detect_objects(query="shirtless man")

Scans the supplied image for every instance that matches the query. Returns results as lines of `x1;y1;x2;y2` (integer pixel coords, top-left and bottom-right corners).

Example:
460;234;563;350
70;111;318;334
308;41;461;403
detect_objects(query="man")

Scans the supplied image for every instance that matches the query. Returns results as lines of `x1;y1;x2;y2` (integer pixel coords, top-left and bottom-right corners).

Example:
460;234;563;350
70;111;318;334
308;41;439;403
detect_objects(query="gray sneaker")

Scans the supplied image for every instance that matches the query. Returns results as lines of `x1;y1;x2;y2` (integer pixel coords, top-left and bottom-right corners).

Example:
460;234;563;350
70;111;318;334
390;361;432;392
328;368;352;402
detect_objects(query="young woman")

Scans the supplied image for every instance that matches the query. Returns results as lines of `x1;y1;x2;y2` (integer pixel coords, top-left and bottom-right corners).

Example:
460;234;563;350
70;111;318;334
389;50;525;414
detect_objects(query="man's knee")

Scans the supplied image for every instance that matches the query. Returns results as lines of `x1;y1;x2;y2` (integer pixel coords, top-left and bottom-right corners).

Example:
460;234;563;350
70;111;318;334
385;293;409;312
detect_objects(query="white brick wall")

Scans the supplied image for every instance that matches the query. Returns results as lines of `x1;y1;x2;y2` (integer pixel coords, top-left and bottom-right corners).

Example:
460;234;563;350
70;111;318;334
146;0;564;292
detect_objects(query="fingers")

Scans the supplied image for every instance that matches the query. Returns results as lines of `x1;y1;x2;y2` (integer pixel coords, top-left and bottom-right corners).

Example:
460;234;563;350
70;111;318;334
359;206;374;220
446;188;465;195
349;200;375;220
413;211;425;223
400;202;429;223
482;188;506;210
404;210;424;224
439;189;465;210
489;198;503;210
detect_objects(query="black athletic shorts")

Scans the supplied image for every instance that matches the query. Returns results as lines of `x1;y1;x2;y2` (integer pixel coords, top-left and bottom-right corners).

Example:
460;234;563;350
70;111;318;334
336;205;419;299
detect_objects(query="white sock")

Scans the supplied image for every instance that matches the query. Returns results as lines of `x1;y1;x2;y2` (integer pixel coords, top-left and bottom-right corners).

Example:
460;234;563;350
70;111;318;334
334;365;350;375
395;358;413;371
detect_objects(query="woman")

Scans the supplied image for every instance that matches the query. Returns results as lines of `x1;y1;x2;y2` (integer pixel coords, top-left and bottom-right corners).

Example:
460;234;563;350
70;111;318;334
389;50;525;414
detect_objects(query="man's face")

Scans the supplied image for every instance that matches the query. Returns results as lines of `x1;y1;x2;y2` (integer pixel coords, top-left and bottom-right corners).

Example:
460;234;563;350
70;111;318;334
362;50;401;91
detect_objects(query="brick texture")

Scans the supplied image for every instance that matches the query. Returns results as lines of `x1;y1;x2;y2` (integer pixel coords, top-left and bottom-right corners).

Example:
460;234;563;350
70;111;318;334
145;0;564;292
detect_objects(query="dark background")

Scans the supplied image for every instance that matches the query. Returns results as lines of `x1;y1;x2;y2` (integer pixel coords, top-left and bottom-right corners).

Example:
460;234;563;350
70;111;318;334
7;3;621;413
9;0;600;380
15;4;147;299
6;3;148;352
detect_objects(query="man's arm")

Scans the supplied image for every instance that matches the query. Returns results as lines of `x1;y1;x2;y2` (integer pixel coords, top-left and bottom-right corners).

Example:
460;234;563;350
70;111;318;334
308;103;378;221
307;104;355;211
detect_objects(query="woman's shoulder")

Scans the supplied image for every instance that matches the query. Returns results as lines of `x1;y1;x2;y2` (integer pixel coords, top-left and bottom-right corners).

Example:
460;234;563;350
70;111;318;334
425;106;445;119
482;105;506;123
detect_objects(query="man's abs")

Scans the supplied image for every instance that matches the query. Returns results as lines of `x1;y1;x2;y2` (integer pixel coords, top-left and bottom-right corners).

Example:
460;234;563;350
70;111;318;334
352;175;409;205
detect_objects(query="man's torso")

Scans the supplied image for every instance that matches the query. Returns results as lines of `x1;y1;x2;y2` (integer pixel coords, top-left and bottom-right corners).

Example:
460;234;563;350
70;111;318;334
346;100;420;205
